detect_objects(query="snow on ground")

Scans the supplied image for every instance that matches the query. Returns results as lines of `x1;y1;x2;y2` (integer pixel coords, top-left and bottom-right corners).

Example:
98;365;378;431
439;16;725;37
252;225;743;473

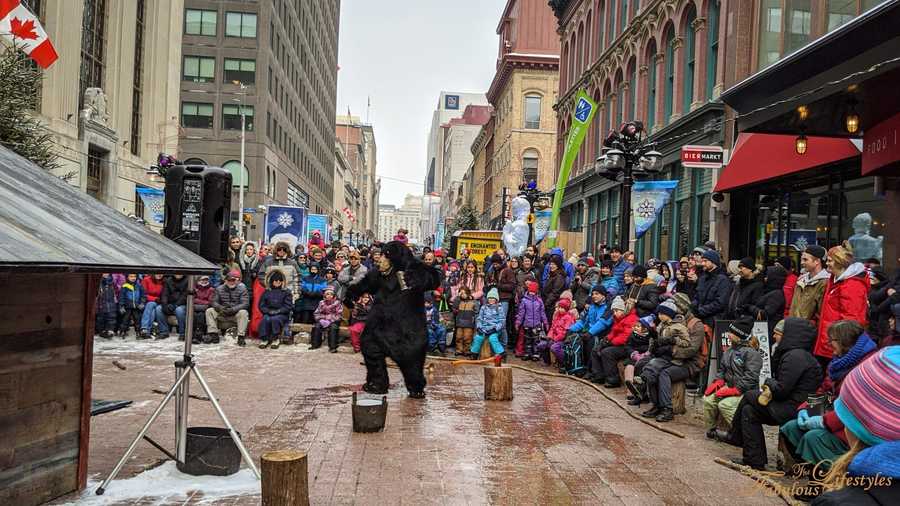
66;461;259;505
92;332;316;360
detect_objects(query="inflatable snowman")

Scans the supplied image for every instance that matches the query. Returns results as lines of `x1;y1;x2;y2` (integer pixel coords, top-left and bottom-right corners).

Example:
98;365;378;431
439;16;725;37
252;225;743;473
502;196;531;257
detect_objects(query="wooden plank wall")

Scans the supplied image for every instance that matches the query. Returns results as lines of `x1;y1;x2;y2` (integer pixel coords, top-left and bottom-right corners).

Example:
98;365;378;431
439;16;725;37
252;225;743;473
0;272;89;506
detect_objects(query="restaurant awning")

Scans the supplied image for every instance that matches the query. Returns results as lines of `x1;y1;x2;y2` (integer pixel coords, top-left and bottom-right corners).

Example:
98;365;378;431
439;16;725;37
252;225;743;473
714;133;861;192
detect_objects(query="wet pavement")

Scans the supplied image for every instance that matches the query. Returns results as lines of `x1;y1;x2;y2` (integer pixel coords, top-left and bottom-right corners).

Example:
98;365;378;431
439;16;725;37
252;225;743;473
53;336;784;505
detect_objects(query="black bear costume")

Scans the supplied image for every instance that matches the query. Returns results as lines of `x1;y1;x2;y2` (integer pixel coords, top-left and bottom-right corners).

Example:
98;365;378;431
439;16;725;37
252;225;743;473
345;241;442;398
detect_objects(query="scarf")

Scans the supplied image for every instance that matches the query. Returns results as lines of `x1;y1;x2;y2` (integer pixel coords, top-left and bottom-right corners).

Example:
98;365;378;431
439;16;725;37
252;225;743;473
828;332;877;382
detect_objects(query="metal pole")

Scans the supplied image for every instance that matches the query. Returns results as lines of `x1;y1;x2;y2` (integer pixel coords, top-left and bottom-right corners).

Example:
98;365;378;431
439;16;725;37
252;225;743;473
239;110;246;238
192;365;261;479
620;167;633;253
176;275;195;462
95;366;192;495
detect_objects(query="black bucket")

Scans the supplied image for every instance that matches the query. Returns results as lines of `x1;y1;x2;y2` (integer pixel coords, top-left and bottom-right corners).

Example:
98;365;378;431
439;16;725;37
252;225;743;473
176;426;242;476
351;392;387;433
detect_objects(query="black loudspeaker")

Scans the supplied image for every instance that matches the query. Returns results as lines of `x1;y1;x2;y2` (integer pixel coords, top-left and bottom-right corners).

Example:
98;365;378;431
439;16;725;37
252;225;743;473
163;165;232;263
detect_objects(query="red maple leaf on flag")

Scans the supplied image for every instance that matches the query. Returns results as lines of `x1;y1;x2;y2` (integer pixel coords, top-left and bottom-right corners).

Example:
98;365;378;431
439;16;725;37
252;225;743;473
10;17;39;40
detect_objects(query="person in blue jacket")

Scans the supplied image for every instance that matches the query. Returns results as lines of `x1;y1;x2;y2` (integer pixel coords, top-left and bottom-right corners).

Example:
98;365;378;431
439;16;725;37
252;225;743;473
609;247;633;290
469;288;506;358
541;247;575;287
599;260;621;296
569;284;614;375
298;264;326;324
117;273;145;337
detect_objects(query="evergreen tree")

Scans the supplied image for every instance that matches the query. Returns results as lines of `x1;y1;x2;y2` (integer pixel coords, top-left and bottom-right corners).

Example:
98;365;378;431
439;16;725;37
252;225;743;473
443;204;480;245
0;44;59;173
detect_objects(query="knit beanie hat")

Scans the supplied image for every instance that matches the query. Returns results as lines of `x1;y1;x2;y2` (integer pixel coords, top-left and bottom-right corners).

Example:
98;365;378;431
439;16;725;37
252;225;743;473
834;347;900;446
490;253;503;265
486;287;499;301
611;296;626;312
526;280;539;294
601;260;614;271
323;286;336;297
804;245;827;260
672;292;692;316
776;255;793;270
632;265;648;279
557;298;572;311
657;299;678;319
638;315;655;329
423;292;434;304
590;283;607;296
728;317;755;342
560;289;574;301
774;319;785;335
577;258;589;267
738;257;755;271
702;249;722;267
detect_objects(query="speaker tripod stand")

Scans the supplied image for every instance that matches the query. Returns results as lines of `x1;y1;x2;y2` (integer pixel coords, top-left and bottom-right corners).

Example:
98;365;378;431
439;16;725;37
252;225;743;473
96;275;260;495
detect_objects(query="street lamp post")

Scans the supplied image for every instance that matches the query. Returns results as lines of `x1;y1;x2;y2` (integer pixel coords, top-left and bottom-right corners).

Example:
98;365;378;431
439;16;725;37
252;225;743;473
233;82;248;238
594;122;662;252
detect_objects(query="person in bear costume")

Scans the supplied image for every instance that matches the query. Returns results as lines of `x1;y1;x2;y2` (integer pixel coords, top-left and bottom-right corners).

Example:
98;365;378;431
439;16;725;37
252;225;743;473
345;240;442;398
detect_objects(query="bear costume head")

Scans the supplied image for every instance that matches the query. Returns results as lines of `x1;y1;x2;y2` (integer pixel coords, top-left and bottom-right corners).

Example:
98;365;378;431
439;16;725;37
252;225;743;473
379;240;415;273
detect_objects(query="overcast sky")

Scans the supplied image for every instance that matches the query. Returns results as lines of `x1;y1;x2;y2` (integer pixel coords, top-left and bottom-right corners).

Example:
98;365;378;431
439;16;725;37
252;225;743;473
336;0;504;207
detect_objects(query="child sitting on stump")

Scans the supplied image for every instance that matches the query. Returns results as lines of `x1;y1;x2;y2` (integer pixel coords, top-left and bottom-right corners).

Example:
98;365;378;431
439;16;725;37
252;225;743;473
469;288;505;359
311;286;342;352
704;317;762;438
258;269;293;349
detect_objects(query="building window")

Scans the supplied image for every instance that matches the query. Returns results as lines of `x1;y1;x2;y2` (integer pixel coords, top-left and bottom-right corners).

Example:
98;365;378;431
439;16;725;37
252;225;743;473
79;0;106;111
758;0;782;69
620;0;628;33
182;56;215;83
222;160;249;189
86;146;105;199
663;27;675;124
647;45;657;132
522;149;539;183
224;58;256;85
288;181;309;208
134;186;146;219
185;9;216;36
597;2;605;53
181;102;213;129
130;0;145;156
183;158;207;165
225;12;257;38
682;7;696;113
629;64;636;119
223;104;254;130
524;95;541;129
706;0;720;100
608;0;617;43
786;0;812;54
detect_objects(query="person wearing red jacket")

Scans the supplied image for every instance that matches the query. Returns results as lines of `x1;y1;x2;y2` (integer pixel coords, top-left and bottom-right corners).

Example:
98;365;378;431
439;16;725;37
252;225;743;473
589;296;638;388
139;274;165;338
778;256;799;317
814;246;869;365
779;320;877;470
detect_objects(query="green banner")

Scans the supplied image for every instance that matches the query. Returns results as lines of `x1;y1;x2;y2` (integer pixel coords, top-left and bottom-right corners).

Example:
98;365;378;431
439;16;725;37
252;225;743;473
546;89;597;249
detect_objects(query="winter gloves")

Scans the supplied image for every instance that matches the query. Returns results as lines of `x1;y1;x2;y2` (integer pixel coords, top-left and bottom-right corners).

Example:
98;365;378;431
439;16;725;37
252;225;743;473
715;386;741;398
796;409;825;431
705;379;725;396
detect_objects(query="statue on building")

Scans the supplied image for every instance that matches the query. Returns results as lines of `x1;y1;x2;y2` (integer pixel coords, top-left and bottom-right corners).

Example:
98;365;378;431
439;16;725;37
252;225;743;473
847;212;883;263
82;87;110;126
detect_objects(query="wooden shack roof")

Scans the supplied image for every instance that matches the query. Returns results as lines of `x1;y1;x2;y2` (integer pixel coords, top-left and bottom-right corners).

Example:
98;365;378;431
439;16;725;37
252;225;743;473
0;147;218;274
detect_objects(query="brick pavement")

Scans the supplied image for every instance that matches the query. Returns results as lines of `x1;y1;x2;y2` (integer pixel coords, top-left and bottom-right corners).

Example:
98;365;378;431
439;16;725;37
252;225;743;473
51;336;784;505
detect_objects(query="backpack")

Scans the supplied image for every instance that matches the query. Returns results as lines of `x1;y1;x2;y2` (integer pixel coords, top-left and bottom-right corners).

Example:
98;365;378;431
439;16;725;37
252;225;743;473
687;316;712;370
563;333;586;375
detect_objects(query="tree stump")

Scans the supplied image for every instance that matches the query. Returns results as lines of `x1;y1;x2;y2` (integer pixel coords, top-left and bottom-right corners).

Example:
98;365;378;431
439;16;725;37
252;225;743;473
672;381;686;415
261;450;309;506
478;339;493;359
484;366;513;401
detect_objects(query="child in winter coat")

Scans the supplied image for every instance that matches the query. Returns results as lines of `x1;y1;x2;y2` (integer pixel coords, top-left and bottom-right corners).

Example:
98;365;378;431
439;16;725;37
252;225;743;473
622;315;655;405
258;269;294;349
515;280;547;361
96;273;118;338
589;296;639;386
425;293;447;355
546;298;577;366
348;292;372;353
299;264;326;324
192;275;215;343
453;286;480;356
117;273;144;337
703;317;762;435
469;288;505;358
140;273;165;338
311;286;342;352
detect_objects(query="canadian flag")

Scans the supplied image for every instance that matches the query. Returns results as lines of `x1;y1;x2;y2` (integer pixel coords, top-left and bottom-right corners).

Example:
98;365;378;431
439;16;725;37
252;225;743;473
0;0;58;69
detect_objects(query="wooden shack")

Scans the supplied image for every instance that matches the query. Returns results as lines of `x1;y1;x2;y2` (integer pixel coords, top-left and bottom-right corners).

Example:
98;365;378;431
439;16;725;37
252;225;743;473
0;147;217;506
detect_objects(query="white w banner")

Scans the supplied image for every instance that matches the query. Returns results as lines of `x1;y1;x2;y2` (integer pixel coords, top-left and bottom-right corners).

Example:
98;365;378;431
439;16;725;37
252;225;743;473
632;180;678;239
533;209;552;244
136;187;164;225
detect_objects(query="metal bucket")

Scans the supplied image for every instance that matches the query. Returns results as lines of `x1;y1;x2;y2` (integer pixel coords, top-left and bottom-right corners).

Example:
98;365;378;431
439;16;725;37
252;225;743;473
351;392;387;433
176;426;242;476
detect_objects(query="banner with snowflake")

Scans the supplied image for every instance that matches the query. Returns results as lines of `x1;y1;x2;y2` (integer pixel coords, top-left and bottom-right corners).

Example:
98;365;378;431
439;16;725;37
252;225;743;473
136;187;164;225
632;180;678;239
306;214;329;244
264;205;307;251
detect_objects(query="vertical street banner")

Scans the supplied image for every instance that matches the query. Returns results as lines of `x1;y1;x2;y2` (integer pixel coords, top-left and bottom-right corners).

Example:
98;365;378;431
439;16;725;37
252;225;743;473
532;209;553;244
306;214;329;244
265;205;307;251
547;90;597;248
135;187;164;225
631;180;678;238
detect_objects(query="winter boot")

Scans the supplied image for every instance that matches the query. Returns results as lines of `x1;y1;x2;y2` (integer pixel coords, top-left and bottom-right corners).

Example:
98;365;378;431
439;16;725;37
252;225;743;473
204;333;219;344
259;341;269;349
655;408;674;422
327;325;339;352
270;339;279;349
310;326;323;349
237;335;246;347
641;406;661;418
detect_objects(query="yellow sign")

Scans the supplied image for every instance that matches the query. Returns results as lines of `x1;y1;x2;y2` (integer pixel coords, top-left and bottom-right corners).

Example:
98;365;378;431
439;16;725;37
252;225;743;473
527;213;535;224
455;230;502;265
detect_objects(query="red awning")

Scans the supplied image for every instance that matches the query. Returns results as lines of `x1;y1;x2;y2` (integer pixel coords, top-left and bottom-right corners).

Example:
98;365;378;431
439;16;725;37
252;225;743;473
714;133;861;192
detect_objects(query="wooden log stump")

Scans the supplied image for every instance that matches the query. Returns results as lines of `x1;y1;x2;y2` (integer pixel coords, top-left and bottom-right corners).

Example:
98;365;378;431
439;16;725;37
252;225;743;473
672;381;686;415
261;450;309;506
484;366;513;401
478;339;493;360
